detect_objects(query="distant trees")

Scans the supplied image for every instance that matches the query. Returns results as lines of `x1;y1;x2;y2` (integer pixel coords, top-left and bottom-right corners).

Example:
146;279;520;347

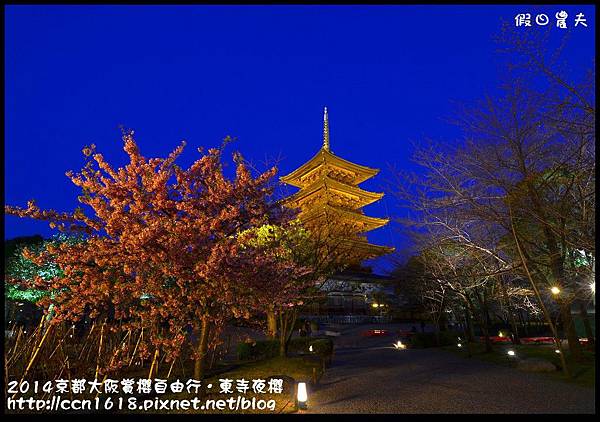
5;131;308;379
391;26;594;374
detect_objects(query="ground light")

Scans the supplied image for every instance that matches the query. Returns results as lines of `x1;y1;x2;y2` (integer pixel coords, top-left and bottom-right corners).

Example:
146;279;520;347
393;340;406;350
507;350;516;357
297;382;308;410
555;349;561;354
309;345;313;353
457;343;462;348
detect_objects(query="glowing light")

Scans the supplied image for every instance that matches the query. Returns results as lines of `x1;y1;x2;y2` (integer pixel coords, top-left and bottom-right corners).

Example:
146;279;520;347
457;343;462;348
507;350;515;356
550;286;561;295
309;345;313;352
555;349;560;354
297;382;308;409
393;341;406;350
371;303;379;308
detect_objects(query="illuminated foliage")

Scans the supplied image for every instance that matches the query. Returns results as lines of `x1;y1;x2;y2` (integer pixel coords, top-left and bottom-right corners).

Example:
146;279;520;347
5;130;308;368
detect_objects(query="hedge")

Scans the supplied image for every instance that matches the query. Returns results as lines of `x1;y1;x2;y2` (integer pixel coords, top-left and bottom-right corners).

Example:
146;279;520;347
237;337;334;361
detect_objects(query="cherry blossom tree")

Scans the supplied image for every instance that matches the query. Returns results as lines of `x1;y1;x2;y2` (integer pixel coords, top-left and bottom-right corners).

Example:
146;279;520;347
5;130;306;379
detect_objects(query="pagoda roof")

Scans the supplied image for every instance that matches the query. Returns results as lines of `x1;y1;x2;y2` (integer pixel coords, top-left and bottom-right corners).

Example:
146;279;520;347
300;203;389;233
336;237;395;259
330;270;394;284
280;147;379;188
285;175;384;209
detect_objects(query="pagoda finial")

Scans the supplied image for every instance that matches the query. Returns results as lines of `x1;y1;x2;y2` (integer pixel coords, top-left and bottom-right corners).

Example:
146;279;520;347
322;106;330;151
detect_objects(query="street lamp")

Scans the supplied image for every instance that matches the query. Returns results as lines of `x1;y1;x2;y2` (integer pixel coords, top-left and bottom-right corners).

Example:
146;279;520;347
550;286;561;296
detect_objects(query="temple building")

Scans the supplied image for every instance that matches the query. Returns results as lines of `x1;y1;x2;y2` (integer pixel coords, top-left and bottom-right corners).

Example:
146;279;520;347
280;107;397;321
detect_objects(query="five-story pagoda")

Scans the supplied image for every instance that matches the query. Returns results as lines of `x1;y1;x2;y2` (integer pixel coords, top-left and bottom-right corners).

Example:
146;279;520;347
280;107;394;267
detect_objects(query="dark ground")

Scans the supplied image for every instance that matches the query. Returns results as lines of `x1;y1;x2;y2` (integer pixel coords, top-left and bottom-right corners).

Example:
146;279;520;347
305;324;595;414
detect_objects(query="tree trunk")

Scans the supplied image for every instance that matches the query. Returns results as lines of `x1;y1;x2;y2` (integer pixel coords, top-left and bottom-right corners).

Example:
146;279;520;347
508;207;571;377
518;309;529;337
434;324;441;347
193;317;210;380
462;305;473;358
471;293;493;353
498;274;521;344
278;311;287;357
278;308;298;357
480;313;493;353
578;301;595;348
559;302;583;361
267;305;277;340
465;306;475;342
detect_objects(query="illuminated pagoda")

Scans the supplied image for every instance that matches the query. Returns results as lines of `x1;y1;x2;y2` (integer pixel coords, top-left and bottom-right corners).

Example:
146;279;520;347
281;107;396;320
280;107;394;267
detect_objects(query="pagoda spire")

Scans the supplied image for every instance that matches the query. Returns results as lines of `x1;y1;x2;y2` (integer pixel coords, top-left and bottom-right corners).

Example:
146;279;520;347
322;106;330;151
280;107;394;266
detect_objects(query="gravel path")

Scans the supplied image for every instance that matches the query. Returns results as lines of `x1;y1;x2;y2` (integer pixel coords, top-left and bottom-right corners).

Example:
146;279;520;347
306;332;595;413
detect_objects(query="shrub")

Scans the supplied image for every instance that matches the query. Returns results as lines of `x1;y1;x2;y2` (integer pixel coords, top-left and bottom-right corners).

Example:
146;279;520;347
310;338;334;356
409;331;460;348
237;336;335;361
288;337;309;353
237;339;279;361
288;337;333;356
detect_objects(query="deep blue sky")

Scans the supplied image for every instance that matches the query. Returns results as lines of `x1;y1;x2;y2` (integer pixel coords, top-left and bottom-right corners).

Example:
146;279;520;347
5;5;595;273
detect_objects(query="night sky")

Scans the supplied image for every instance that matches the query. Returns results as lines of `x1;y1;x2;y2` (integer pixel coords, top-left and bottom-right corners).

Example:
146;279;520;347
5;5;595;273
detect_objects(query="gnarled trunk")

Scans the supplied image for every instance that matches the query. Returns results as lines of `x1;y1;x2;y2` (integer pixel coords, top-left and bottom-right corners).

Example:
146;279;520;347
559;302;583;361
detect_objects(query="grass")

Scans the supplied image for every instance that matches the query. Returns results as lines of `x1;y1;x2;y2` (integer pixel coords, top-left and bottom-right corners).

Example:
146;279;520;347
442;342;595;389
138;355;325;414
